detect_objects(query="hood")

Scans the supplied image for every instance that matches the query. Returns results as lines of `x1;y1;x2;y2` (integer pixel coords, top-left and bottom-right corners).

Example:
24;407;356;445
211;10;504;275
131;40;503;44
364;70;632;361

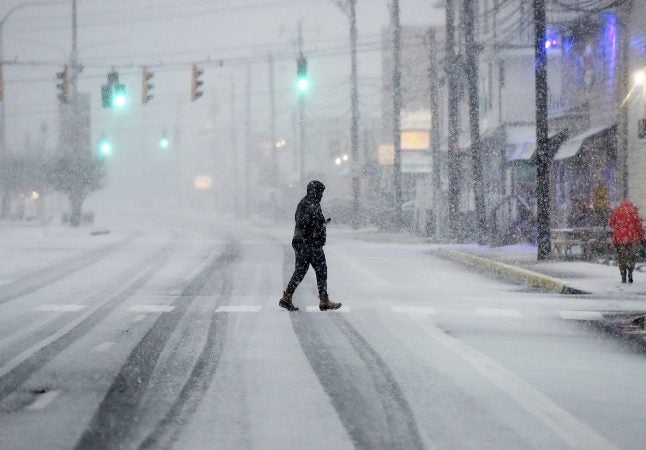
306;180;325;202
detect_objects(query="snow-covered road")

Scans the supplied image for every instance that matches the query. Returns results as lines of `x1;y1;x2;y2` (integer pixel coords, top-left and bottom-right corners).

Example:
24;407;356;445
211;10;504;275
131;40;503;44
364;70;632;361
1;213;645;449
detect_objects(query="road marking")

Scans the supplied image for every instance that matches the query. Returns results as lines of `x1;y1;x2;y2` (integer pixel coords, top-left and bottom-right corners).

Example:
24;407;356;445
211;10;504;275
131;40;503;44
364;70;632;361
128;305;175;313
476;308;523;318
33;304;85;312
215;305;262;313
392;306;437;315
26;390;60;411
92;342;114;352
558;311;604;321
423;322;617;450
132;315;146;322
306;305;351;313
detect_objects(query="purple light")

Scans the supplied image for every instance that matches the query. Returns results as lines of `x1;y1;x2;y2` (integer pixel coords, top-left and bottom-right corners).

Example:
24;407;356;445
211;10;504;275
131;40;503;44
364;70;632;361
552;39;558;46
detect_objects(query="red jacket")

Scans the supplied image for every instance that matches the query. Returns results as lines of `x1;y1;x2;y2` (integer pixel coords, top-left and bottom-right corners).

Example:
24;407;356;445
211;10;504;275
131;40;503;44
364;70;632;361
608;201;645;245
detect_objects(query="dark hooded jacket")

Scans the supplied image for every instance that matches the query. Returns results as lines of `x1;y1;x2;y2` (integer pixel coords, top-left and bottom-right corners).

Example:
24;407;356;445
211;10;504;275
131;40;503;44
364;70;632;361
292;181;327;249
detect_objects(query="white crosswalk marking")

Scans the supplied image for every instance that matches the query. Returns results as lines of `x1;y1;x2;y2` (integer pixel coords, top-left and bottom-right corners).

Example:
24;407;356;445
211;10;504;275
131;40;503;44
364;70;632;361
33;304;85;312
392;306;437;315
92;342;115;352
26;390;60;411
558;311;604;321
476;308;523;318
128;305;175;313
306;305;351;313
216;305;262;313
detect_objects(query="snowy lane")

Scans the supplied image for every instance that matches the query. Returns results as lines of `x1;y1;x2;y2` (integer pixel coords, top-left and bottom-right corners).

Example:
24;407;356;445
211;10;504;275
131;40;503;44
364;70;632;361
1;220;646;449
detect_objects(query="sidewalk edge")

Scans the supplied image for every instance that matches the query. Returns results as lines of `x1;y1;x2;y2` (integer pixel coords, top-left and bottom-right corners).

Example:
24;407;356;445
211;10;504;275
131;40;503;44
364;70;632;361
436;248;590;295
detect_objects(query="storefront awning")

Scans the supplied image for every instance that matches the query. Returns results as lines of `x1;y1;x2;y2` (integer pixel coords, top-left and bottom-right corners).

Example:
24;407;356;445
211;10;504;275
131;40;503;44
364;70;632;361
507;128;566;162
553;124;615;161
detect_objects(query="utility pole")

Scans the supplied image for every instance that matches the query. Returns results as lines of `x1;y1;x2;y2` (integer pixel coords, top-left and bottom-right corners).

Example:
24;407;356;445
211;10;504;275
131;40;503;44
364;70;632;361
297;20;306;181
230;80;239;217
349;0;361;227
446;0;461;237
428;28;442;239
245;64;252;218
464;0;485;242
617;1;634;200
533;0;551;259
391;0;403;227
268;52;278;182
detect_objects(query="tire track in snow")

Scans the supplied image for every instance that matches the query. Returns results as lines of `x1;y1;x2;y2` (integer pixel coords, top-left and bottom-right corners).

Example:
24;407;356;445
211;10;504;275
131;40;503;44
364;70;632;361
75;240;240;450
282;245;426;449
0;245;170;403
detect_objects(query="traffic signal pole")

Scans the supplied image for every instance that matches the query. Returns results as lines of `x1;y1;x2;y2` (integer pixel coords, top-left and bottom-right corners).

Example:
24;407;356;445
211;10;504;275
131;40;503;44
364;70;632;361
533;0;551;259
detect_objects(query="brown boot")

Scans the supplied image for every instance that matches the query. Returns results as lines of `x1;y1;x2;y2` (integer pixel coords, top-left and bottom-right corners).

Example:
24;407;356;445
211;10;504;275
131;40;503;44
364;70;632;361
279;291;299;311
319;294;342;311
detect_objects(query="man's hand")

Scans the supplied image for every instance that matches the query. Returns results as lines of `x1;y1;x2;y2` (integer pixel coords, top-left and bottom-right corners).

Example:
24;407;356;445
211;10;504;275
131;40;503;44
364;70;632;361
325;218;332;225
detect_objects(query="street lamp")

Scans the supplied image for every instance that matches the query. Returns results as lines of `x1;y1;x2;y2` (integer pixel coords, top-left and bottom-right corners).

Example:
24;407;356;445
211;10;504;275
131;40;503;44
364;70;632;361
633;70;646;86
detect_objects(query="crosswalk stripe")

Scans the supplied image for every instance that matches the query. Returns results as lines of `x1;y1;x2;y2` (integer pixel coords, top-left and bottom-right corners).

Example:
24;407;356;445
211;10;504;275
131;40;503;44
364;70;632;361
216;305;262;313
26;390;60;411
476;308;523;318
558;311;604;321
33;304;85;312
306;305;351;313
128;305;175;313
392;306;437;315
92;342;115;352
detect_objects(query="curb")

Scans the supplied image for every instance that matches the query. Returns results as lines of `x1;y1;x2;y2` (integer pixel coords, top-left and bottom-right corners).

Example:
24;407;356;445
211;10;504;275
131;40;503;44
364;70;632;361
597;315;646;346
436;248;590;295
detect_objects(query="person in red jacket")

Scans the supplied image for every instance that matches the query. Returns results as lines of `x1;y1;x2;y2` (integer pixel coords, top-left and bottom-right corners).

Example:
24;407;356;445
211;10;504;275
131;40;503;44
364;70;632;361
608;200;645;283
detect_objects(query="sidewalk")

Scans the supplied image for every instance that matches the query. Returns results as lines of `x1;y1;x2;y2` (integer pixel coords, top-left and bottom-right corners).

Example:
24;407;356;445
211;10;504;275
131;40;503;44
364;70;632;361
436;244;646;345
437;243;646;297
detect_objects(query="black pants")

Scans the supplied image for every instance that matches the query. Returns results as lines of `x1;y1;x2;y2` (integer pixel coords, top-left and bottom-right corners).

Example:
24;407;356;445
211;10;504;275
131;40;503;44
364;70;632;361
286;245;327;296
615;243;637;275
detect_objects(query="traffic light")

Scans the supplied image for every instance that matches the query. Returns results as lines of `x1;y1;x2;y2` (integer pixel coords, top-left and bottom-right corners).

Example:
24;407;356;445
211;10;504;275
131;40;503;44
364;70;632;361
142;68;154;104
56;65;70;104
296;54;309;93
159;135;169;149
98;136;112;157
191;65;203;101
101;84;112;107
113;84;127;108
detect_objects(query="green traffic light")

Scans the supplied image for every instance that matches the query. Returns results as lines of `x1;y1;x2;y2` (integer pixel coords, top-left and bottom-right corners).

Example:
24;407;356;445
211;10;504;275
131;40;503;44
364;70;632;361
160;137;169;149
99;140;112;157
297;77;309;92
99;141;112;156
112;84;127;109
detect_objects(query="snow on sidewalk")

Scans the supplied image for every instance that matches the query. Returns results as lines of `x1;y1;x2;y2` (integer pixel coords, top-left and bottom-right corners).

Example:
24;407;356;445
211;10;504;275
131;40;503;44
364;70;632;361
445;243;646;298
